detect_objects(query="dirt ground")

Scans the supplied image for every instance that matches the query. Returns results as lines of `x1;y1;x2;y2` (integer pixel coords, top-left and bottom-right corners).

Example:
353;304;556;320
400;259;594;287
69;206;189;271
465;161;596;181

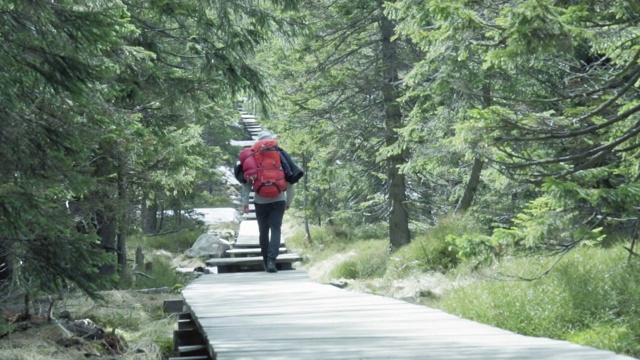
0;289;182;360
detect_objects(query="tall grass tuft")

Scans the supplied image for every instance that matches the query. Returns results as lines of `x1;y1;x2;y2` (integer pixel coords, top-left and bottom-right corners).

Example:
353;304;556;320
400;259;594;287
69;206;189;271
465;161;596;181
329;240;389;280
136;229;202;254
286;221;388;264
131;257;188;290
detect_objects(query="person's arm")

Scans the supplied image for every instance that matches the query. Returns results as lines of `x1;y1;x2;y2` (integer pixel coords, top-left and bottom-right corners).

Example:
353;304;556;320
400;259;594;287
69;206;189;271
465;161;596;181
241;182;251;213
285;182;295;210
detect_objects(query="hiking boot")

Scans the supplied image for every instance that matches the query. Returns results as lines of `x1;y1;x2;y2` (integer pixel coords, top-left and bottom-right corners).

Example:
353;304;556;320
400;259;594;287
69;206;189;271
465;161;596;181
266;259;278;273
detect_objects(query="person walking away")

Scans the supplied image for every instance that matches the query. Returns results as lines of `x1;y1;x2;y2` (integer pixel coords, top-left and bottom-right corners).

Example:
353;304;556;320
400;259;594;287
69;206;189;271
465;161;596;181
240;131;302;273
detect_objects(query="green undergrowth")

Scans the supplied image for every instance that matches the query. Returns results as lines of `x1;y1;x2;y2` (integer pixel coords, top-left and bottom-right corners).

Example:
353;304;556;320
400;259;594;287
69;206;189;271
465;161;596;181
130;257;188;290
329;240;389;280
136;229;203;254
432;247;640;357
286;221;387;262
287;215;640;358
122;231;201;290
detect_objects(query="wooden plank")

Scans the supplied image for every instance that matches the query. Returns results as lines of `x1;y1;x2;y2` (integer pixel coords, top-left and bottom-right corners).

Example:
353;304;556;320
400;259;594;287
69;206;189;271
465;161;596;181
235;220;260;247
204;253;301;267
181;271;635;360
225;247;287;255
229;140;254;147
240;213;256;221
173;328;205;348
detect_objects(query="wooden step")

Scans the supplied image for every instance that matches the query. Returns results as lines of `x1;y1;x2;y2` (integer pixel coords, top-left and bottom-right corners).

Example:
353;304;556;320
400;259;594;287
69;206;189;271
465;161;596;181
205;253;301;267
226;247;287;255
178;319;195;330
177;344;209;357
163;299;184;313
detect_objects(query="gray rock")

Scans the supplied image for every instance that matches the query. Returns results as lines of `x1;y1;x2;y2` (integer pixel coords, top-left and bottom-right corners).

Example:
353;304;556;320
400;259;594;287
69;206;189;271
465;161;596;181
209;228;236;241
184;234;231;258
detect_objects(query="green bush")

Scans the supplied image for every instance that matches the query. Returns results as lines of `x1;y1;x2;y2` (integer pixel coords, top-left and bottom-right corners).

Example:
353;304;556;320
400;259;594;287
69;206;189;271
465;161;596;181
304;221;387;247
566;323;638;356
390;215;481;274
132;257;187;290
138;229;202;253
329;240;389;280
351;223;387;241
399;234;459;273
287;223;384;264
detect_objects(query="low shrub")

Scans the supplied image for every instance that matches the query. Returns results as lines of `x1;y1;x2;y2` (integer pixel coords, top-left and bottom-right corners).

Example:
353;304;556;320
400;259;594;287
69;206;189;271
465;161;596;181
131;257;188;290
138;229;202;253
351;222;387;241
330;240;389;280
390;215;481;274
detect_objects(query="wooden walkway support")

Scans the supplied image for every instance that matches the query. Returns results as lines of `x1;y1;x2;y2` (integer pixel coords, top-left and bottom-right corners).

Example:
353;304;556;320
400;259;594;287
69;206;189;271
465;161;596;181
181;270;634;360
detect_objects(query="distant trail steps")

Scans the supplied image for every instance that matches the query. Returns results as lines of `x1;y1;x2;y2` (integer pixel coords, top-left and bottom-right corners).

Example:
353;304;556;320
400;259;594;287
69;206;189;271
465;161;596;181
209;108;301;273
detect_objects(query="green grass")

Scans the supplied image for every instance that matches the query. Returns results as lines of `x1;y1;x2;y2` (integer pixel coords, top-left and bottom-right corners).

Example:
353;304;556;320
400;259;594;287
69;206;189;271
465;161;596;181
430;247;640;357
130;256;188;290
385;215;484;278
286;221;387;263
134;229;202;254
330;240;389;279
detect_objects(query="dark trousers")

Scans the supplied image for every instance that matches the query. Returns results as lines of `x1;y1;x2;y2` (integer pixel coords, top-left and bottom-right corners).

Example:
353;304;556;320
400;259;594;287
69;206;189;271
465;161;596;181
254;201;286;262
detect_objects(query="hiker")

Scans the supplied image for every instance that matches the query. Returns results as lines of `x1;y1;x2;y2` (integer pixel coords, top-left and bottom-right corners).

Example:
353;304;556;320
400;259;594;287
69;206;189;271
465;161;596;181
240;130;302;273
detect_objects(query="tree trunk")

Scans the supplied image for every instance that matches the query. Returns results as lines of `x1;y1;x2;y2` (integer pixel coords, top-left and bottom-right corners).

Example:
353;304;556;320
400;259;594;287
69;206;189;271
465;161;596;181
456;156;484;213
380;11;410;249
158;205;165;232
456;81;492;213
117;167;128;281
95;208;117;275
144;200;158;234
135;246;145;269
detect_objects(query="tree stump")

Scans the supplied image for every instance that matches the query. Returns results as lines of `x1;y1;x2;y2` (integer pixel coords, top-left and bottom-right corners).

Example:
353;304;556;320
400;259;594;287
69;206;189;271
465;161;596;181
135;246;144;269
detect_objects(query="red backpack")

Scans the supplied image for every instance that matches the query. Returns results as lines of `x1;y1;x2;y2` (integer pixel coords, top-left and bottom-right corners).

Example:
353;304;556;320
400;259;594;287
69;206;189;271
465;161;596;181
239;139;287;198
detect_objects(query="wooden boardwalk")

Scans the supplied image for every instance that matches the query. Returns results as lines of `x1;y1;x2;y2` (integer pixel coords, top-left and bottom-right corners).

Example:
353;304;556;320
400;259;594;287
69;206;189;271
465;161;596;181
181;271;634;360
185;108;636;359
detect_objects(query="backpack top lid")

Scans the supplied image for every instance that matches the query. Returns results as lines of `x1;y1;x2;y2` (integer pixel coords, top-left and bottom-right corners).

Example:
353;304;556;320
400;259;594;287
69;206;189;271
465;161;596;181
252;138;278;152
257;130;275;140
